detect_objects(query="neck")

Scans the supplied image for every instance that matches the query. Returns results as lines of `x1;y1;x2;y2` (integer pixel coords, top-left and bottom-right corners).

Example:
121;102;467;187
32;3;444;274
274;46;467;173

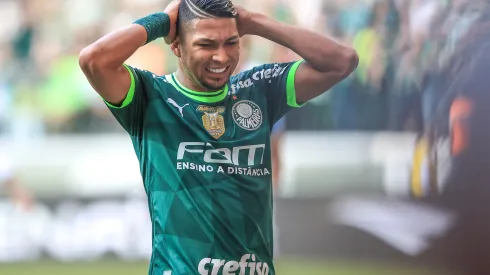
175;68;221;92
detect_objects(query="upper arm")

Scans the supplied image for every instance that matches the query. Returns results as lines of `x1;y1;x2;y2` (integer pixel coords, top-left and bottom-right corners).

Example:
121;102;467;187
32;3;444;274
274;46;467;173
245;55;356;125
79;48;133;106
82;61;150;136
294;59;356;104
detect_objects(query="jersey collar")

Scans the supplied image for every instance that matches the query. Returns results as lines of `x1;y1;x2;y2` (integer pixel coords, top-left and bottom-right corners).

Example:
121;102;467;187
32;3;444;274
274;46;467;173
166;73;228;103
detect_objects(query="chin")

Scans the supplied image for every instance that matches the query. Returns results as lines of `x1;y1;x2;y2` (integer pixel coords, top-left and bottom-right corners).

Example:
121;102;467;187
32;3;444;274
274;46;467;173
205;83;227;91
203;78;230;91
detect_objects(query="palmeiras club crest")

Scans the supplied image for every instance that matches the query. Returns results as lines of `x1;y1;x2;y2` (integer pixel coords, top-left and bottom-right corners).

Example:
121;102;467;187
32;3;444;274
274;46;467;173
197;105;226;139
232;100;262;131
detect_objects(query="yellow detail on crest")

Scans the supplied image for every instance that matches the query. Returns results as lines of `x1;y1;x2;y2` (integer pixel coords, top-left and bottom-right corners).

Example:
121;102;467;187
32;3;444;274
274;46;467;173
198;105;226;139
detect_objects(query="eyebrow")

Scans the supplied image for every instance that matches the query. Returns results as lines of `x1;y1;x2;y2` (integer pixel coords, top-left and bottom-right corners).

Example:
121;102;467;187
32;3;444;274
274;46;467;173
194;35;240;44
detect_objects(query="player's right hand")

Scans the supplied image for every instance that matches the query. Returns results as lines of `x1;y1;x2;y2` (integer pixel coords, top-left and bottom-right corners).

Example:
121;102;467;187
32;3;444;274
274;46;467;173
235;5;253;37
164;0;181;44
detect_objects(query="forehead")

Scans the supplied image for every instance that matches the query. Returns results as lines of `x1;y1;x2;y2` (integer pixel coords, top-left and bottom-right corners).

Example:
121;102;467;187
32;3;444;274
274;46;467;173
187;18;238;41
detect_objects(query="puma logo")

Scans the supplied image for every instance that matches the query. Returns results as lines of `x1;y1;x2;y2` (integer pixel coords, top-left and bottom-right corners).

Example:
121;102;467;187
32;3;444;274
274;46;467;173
167;98;189;118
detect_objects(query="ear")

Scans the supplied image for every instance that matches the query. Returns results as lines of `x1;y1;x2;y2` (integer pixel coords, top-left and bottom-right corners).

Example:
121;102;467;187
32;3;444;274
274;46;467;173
171;38;181;58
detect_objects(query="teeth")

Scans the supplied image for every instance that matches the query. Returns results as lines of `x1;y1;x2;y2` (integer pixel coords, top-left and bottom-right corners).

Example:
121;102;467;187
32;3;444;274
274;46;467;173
207;67;226;73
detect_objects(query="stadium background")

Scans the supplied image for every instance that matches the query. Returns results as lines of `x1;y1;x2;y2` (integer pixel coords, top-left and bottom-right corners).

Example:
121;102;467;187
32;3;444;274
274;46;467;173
0;0;473;274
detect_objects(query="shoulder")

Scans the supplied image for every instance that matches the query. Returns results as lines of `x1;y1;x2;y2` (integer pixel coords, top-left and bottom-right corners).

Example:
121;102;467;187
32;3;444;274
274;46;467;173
126;65;162;83
126;65;174;93
230;62;299;94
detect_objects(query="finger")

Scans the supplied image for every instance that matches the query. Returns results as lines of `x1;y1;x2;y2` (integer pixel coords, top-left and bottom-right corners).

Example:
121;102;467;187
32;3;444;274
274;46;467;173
169;0;181;8
170;41;178;51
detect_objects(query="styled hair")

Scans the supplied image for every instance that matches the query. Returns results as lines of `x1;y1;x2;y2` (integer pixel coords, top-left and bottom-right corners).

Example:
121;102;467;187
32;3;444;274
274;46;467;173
178;0;238;34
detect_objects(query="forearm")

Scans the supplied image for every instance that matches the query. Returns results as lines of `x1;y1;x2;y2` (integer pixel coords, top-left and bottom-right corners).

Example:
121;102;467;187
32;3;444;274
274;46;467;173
79;6;175;104
245;13;356;74
80;25;147;70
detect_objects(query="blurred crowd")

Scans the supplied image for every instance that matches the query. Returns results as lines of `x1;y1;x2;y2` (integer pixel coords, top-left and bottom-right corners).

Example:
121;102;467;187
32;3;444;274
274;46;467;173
0;0;487;136
328;0;488;133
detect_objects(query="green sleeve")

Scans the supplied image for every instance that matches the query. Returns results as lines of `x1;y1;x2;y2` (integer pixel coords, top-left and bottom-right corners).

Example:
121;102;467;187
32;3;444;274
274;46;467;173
285;60;305;108
257;60;306;125
104;64;136;109
104;64;149;137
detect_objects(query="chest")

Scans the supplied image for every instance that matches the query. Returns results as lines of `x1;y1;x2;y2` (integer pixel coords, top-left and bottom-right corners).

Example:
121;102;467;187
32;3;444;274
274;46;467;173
144;91;271;144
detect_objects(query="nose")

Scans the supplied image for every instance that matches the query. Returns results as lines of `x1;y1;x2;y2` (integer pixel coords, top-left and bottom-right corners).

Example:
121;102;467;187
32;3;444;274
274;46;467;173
212;46;229;64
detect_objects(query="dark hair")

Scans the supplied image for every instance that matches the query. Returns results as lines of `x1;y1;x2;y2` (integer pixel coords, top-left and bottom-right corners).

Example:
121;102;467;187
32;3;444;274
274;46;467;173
178;0;238;34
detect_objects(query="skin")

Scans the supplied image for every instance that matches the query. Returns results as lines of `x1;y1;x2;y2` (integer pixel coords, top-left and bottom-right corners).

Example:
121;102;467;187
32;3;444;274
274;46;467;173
171;18;240;91
79;0;358;106
236;7;358;103
79;1;358;188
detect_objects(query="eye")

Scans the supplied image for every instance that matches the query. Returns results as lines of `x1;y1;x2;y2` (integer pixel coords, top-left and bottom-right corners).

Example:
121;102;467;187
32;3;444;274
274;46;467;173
226;41;238;46
198;43;212;47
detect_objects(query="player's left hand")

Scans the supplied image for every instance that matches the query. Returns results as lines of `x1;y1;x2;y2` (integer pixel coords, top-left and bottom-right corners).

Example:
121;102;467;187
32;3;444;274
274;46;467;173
164;0;181;44
235;5;253;37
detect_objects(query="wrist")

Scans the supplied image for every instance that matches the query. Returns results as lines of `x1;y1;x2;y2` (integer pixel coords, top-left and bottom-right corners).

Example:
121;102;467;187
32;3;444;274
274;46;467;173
133;12;170;45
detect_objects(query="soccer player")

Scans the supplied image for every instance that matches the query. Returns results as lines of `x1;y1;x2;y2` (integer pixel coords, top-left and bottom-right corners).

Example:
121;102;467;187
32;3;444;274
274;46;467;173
79;0;358;274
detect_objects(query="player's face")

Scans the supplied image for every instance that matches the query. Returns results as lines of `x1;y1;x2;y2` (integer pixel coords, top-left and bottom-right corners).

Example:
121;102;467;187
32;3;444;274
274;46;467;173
179;18;240;91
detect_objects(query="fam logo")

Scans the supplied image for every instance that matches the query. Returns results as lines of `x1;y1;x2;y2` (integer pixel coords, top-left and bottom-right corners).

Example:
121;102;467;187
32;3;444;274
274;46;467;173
197;105;226;139
232;100;262;131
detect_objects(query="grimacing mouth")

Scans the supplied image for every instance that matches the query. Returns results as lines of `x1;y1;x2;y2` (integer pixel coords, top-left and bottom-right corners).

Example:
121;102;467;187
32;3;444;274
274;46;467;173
205;66;231;74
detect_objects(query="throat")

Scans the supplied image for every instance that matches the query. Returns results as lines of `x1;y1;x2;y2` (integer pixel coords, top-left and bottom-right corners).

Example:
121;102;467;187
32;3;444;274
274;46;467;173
176;69;219;93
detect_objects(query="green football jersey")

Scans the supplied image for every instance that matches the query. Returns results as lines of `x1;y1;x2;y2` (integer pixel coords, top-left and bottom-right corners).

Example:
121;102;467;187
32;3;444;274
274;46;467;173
105;60;303;275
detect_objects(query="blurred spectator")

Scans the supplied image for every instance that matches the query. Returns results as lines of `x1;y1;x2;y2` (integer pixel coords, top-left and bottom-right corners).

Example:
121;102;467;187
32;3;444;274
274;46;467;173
0;154;33;211
416;4;490;274
331;0;389;130
385;0;444;132
410;0;490;196
0;44;12;134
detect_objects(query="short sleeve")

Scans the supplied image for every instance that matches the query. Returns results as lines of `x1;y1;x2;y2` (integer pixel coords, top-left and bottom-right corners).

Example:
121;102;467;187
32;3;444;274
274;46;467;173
104;64;152;137
247;60;305;125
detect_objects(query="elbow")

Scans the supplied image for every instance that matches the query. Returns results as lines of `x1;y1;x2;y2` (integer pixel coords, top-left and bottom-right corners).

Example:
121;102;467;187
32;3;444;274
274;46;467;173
339;48;359;78
78;46;106;76
314;47;359;79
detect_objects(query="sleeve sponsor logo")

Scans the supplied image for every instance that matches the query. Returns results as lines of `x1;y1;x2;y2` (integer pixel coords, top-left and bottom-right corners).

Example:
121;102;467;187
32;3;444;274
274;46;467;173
230;64;288;95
